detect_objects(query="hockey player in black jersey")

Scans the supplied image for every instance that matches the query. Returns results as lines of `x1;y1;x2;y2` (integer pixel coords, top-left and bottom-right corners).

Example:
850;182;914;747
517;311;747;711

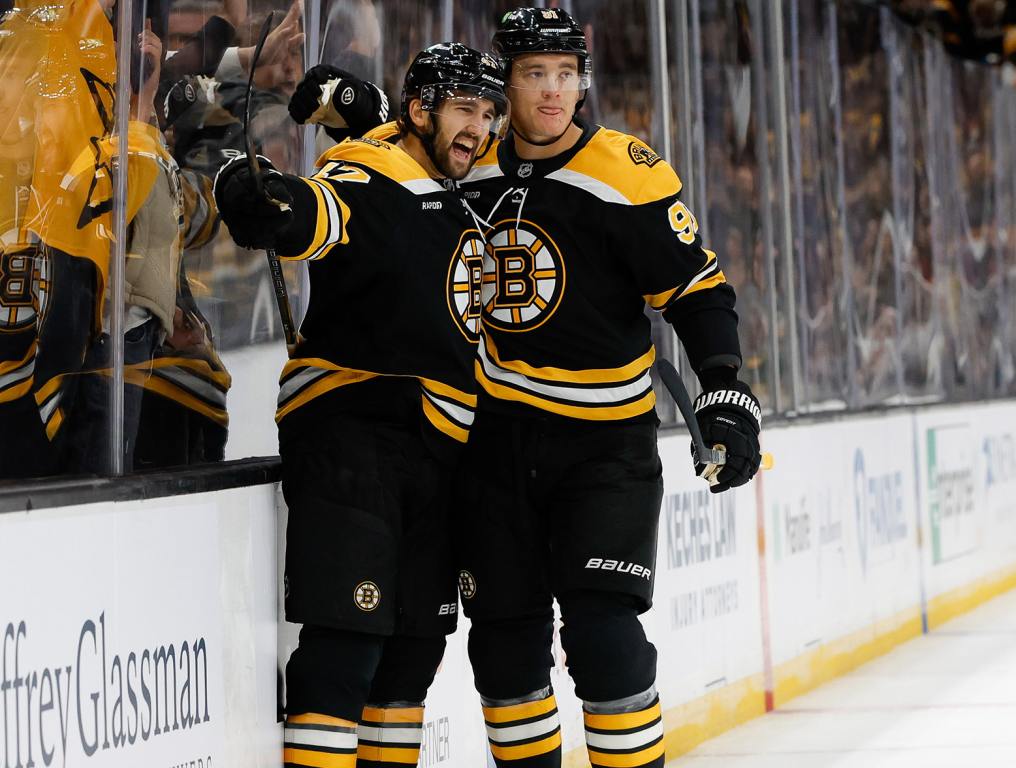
213;43;508;768
447;9;764;768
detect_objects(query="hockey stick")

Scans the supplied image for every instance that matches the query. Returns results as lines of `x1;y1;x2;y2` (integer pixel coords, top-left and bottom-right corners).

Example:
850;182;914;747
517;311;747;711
655;358;774;486
244;11;299;347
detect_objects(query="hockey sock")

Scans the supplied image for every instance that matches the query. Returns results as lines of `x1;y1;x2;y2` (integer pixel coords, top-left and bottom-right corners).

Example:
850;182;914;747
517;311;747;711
583;689;665;768
284;712;359;767
482;687;562;766
356;703;425;767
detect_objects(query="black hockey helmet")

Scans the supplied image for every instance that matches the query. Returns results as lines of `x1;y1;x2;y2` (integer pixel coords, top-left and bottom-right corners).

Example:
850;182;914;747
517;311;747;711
400;42;511;139
492;7;592;87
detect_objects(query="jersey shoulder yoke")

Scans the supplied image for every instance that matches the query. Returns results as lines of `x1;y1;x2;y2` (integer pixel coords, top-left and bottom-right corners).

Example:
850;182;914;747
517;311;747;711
316;131;441;192
555;127;682;205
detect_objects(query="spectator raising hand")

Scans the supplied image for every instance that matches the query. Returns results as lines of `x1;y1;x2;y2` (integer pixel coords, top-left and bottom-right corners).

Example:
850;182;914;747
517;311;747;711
237;0;305;93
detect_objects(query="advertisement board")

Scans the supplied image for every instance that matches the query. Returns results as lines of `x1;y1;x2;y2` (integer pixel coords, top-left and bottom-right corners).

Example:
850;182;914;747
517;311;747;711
0;486;278;768
917;402;1016;601
760;414;922;684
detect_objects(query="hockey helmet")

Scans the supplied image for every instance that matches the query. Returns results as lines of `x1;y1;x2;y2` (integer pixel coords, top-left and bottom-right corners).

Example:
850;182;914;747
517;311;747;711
492;7;592;91
400;43;511;140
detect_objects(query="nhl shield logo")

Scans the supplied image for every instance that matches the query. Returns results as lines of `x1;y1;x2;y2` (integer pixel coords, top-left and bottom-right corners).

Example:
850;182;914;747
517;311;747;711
628;141;661;168
354;581;381;611
517;162;533;179
458;571;477;599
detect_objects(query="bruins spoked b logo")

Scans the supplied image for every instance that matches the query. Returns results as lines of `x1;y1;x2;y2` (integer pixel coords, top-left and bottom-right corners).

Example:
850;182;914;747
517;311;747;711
0;245;49;332
481;219;564;332
354;581;381;611
447;231;486;339
458;570;476;599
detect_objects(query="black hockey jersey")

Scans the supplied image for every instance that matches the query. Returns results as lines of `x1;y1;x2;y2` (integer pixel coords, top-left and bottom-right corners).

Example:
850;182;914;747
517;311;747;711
456;121;741;422
272;136;482;444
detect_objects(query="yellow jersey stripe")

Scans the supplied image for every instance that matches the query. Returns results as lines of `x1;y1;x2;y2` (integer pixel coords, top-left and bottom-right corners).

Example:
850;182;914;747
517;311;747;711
275;369;379;422
0;377;33;403
484;334;655;386
44;407;64;441
679;270;727;299
0;341;36;375
643;286;679;310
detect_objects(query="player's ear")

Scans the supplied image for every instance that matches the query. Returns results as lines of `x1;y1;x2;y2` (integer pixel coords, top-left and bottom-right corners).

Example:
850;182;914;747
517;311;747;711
408;98;430;132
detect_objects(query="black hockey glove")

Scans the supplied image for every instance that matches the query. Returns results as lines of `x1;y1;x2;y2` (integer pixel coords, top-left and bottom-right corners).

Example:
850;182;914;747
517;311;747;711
212;155;294;250
287;65;390;138
692;371;762;493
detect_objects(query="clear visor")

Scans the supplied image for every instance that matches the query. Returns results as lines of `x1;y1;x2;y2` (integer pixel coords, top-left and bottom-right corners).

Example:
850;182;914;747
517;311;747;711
510;61;591;92
422;85;512;141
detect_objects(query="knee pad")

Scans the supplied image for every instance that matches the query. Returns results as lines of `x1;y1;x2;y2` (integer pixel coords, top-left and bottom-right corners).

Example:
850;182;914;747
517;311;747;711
468;611;555;699
368;634;447;704
285;624;384;721
558;590;657;702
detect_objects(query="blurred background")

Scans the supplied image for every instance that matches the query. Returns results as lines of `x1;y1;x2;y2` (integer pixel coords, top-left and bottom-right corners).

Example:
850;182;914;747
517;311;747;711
0;0;1014;481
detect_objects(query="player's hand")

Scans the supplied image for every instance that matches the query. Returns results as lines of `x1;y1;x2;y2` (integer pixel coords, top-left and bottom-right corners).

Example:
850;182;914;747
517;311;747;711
691;375;762;493
288;64;389;137
212;155;294;250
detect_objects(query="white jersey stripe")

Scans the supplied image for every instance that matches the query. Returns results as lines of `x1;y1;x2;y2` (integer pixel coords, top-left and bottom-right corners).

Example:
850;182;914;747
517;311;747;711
0;358;34;390
277;365;330;404
155;366;227;406
462;164;505;183
400;178;445;195
423;389;475;427
478;336;652;405
544;168;633;205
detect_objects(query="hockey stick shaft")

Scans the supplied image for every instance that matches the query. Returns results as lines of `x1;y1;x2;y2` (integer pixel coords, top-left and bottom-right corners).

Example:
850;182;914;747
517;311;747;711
656;358;724;466
244;12;298;347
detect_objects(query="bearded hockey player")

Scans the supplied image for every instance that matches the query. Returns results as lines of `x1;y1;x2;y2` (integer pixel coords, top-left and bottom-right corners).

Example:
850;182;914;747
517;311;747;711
449;9;765;768
213;43;509;768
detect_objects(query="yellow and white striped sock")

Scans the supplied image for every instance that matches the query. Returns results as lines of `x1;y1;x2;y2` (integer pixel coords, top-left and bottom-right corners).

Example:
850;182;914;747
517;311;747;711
482;688;562;766
284;712;359;768
584;695;665;768
356;703;425;766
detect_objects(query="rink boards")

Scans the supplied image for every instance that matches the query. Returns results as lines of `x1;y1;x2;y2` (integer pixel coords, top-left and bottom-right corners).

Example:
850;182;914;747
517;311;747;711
2;400;1016;766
